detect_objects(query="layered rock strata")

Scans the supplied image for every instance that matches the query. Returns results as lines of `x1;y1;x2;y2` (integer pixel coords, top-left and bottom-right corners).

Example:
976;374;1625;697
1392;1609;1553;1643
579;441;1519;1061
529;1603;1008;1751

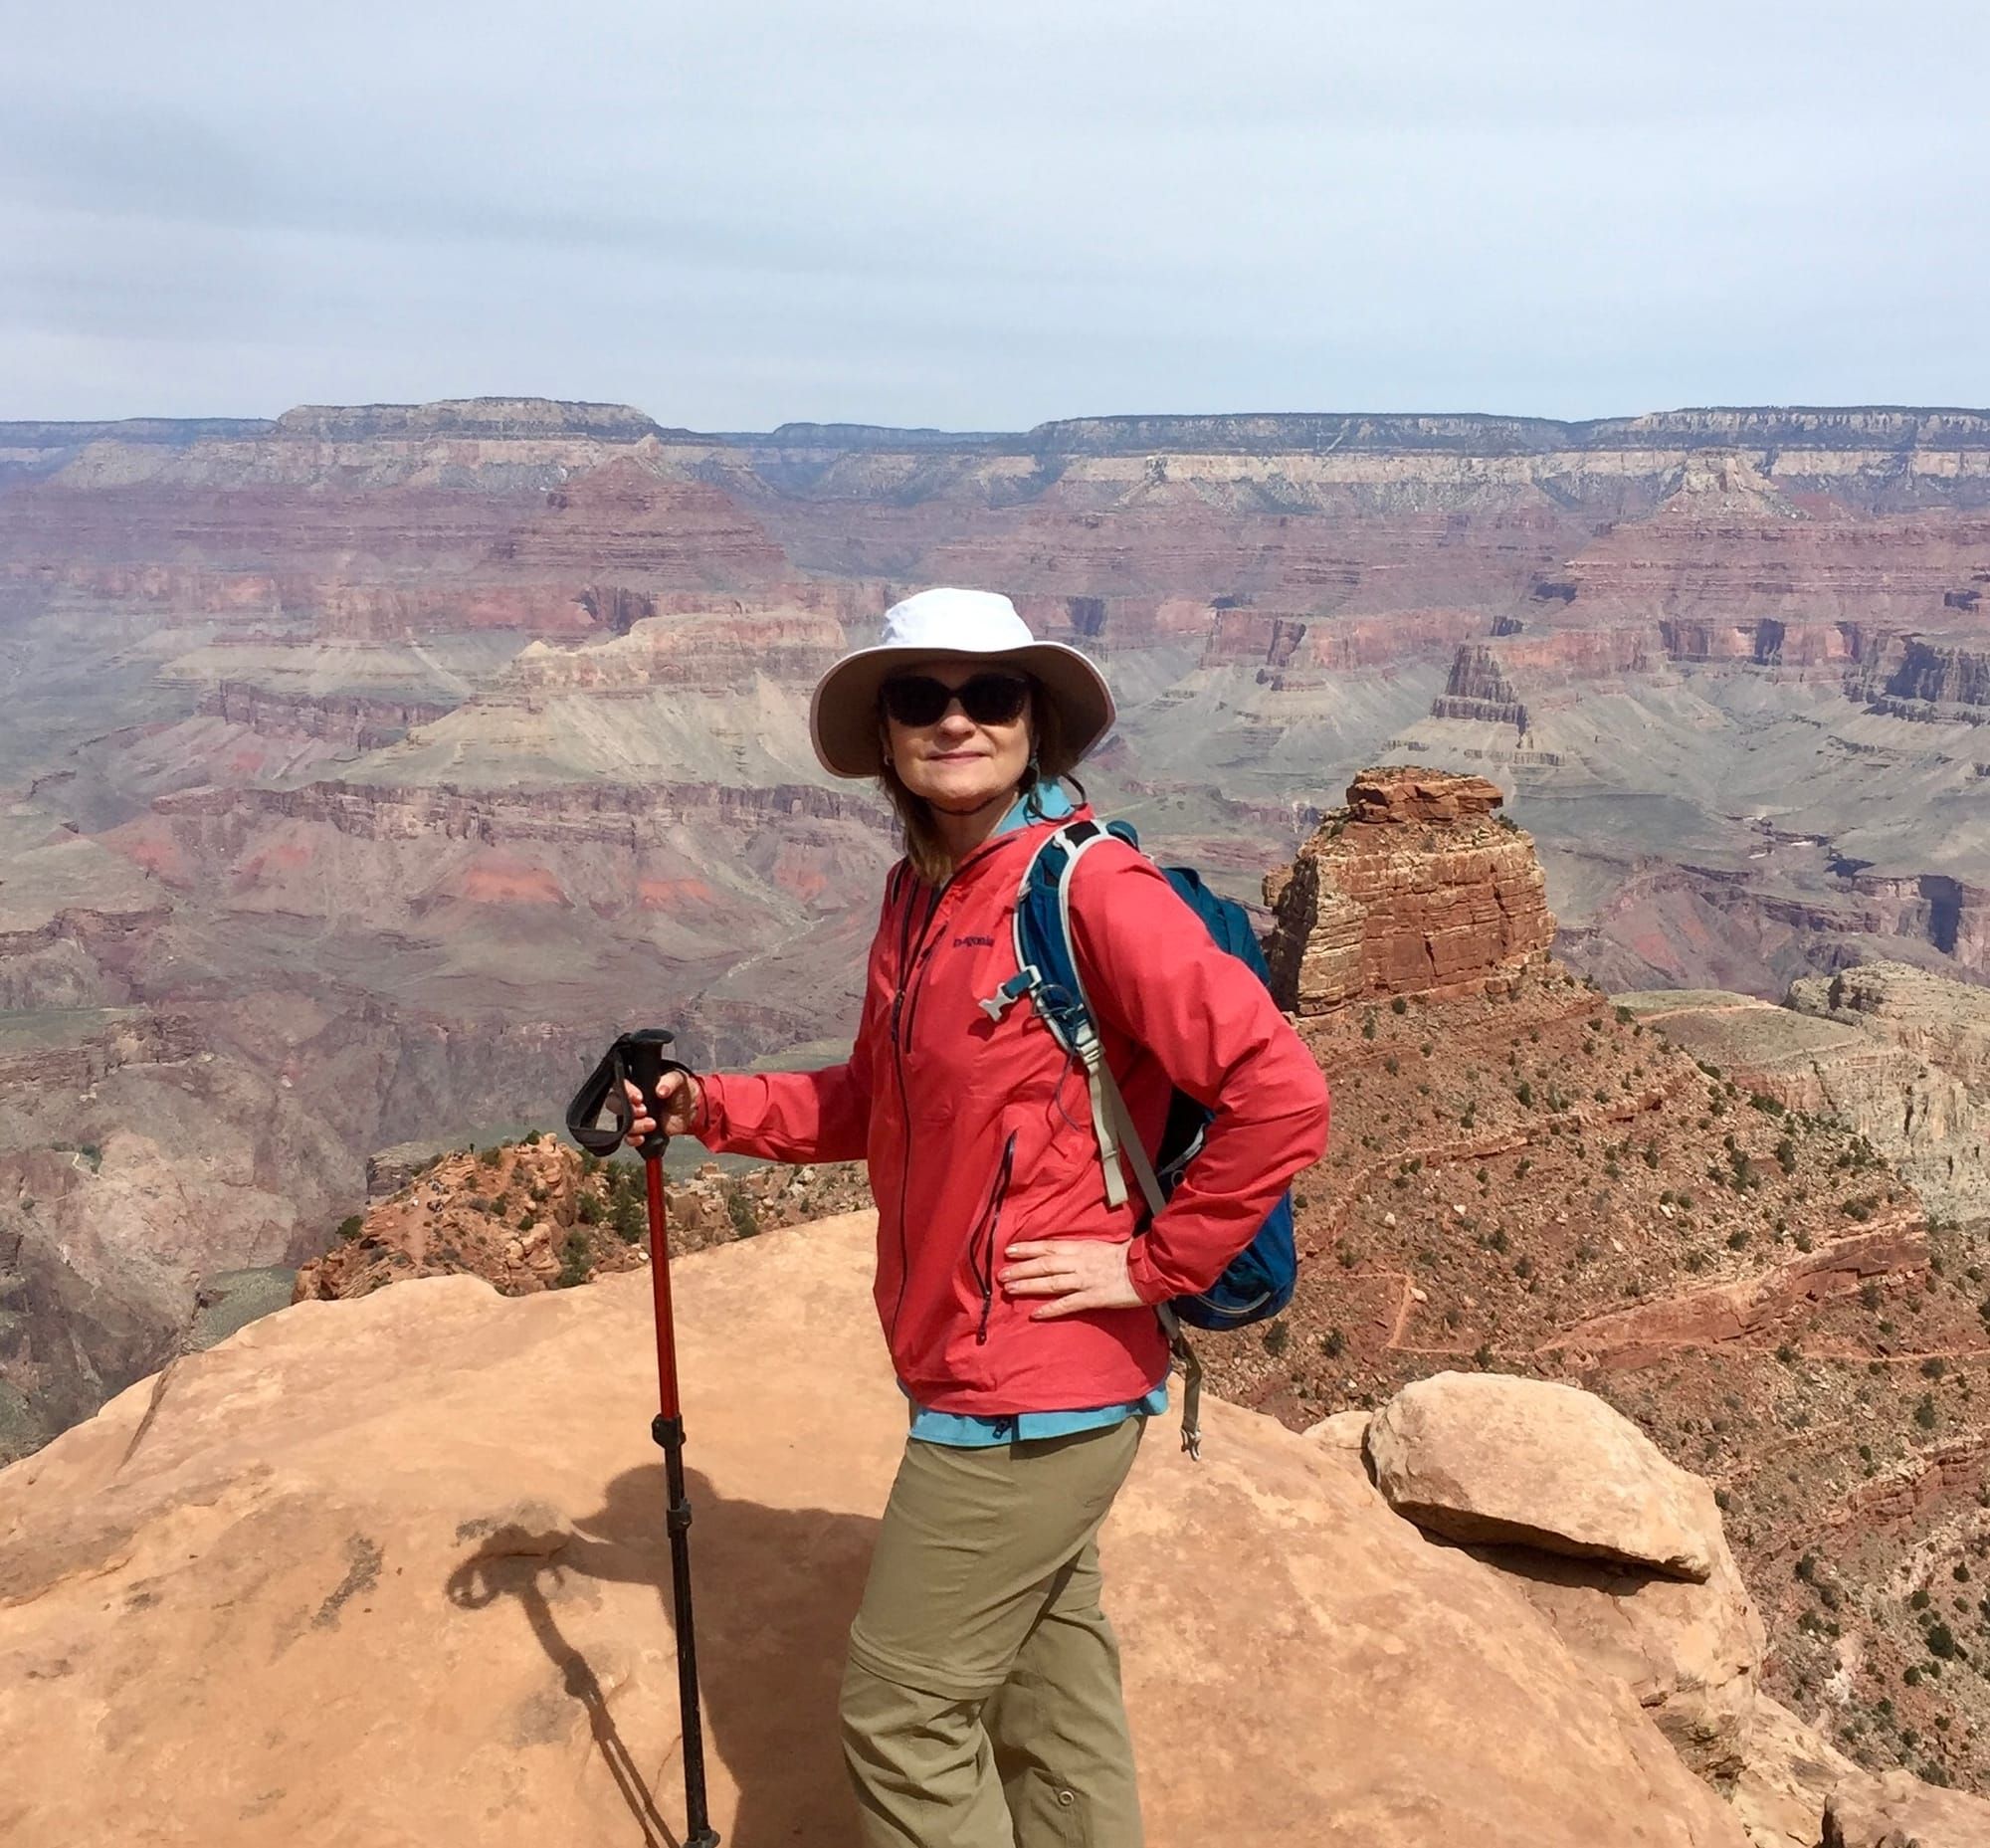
1262;767;1556;1011
199;682;455;749
1623;967;1990;1224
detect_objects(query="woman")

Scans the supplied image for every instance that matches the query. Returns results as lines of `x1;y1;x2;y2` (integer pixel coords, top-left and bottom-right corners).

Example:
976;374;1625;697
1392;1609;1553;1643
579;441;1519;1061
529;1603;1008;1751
624;585;1330;1846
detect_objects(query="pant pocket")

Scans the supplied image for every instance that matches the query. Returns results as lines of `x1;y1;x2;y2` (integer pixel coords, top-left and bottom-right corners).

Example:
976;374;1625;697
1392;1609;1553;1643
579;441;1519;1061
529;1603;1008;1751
1015;1767;1093;1848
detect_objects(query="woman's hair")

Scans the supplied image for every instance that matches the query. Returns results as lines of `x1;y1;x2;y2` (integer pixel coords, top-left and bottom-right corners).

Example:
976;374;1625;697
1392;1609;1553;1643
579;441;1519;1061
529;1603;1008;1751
877;678;1086;887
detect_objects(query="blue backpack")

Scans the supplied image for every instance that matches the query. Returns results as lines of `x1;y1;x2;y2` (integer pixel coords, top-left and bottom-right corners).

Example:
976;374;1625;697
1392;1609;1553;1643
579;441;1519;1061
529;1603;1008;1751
982;819;1301;1454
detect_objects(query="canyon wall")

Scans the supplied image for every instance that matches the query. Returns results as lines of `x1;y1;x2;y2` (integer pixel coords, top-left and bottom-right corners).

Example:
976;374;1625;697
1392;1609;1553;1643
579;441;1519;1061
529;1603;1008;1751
5;393;1989;1470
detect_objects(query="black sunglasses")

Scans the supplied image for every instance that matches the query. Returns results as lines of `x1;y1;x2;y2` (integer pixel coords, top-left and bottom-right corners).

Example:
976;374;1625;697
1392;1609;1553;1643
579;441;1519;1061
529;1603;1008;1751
880;672;1032;729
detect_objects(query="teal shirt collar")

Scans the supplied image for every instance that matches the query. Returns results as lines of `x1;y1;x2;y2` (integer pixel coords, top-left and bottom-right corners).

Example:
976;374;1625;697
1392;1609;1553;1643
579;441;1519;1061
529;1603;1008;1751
994;779;1076;836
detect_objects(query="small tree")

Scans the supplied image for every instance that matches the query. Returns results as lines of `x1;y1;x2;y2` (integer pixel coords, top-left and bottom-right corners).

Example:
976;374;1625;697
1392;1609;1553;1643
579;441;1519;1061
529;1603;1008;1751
723;1181;761;1240
554;1228;591;1289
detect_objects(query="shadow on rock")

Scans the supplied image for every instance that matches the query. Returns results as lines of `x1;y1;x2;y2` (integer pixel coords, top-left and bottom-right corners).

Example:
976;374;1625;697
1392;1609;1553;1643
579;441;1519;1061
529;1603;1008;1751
447;1465;878;1847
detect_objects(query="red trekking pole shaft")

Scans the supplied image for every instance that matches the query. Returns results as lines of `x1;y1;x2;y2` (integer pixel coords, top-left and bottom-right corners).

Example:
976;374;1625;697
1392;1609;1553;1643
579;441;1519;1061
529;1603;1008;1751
641;1143;719;1848
646;1154;687;1421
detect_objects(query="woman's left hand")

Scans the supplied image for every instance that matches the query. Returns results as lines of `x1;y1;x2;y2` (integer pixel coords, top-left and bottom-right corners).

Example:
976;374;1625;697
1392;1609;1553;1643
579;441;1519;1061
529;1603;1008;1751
998;1239;1145;1319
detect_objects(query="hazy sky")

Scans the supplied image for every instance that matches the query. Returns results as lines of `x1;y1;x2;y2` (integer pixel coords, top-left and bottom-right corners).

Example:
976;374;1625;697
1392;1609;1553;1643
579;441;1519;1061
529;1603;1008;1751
5;1;1986;428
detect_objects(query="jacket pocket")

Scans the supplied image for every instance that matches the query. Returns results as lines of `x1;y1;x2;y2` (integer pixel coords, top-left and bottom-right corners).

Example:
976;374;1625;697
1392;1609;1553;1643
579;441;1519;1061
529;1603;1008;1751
967;1131;1019;1345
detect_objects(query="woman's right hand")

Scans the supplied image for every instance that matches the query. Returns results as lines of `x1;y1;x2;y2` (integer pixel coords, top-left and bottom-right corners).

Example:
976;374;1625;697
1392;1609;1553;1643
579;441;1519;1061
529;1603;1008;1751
622;1070;701;1144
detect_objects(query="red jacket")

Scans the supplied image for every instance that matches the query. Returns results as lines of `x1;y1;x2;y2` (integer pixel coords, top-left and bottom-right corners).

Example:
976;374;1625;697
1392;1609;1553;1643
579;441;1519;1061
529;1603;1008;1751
695;812;1331;1414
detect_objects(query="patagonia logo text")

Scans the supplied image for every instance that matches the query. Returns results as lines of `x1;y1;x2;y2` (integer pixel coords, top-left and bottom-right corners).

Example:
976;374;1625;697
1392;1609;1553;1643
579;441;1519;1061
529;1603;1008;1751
952;933;996;948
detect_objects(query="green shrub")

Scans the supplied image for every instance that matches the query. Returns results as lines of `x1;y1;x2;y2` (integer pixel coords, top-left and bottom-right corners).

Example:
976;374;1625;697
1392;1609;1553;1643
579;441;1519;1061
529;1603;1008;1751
336;1214;364;1242
1391;996;1408;1015
1262;1320;1291;1357
554;1228;591;1289
1915;1394;1938;1430
723;1181;761;1240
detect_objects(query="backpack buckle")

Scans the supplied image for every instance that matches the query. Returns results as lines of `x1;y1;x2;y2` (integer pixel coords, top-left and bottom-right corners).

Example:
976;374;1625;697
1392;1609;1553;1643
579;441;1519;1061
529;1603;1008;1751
978;968;1038;1023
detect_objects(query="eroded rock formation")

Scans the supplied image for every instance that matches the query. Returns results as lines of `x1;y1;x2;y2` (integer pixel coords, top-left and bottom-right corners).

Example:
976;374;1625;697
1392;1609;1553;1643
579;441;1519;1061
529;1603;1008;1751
1626;966;1990;1223
1262;767;1556;1011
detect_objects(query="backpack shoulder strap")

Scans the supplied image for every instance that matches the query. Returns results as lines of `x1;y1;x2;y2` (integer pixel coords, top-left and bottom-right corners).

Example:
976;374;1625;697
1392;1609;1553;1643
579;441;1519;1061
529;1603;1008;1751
983;820;1168;1218
981;820;1204;1458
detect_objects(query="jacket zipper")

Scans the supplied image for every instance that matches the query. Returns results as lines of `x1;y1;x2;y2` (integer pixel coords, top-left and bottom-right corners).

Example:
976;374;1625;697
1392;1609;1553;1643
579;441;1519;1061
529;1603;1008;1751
887;878;949;1340
970;1132;1019;1343
881;831;1041;1344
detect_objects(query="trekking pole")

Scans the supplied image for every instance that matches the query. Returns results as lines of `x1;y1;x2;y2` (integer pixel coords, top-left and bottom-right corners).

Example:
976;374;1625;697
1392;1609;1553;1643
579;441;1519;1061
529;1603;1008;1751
567;1027;720;1848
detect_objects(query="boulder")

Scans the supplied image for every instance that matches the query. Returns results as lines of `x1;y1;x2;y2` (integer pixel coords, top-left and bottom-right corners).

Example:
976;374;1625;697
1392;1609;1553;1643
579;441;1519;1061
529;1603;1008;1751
1824;1767;1990;1848
1303;1407;1371;1450
1367;1371;1721;1579
1728;1694;1862;1848
0;1216;1752;1847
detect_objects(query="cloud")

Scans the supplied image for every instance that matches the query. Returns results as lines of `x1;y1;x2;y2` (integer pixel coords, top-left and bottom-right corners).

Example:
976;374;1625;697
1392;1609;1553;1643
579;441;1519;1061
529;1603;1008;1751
2;0;1985;423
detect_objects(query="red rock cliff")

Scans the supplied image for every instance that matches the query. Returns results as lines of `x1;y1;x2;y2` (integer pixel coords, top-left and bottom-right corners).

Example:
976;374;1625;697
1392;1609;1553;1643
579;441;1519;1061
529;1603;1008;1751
1261;767;1556;1012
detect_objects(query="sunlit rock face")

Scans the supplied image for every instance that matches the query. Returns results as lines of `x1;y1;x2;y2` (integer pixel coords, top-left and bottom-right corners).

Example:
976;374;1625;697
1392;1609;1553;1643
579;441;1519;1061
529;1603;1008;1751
1262;767;1555;1013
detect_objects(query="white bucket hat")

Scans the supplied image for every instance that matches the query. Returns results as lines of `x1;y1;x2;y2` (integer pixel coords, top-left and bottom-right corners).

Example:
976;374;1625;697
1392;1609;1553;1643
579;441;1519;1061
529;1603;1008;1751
809;587;1116;779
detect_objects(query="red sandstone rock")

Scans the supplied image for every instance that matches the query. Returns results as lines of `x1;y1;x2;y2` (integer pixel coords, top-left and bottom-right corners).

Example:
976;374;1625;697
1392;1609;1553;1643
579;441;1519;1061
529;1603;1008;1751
0;1215;1758;1847
1262;767;1555;1011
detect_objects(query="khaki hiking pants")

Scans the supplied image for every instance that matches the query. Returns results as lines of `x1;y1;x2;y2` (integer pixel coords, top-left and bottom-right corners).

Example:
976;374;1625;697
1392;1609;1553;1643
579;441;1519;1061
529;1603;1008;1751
840;1417;1146;1847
